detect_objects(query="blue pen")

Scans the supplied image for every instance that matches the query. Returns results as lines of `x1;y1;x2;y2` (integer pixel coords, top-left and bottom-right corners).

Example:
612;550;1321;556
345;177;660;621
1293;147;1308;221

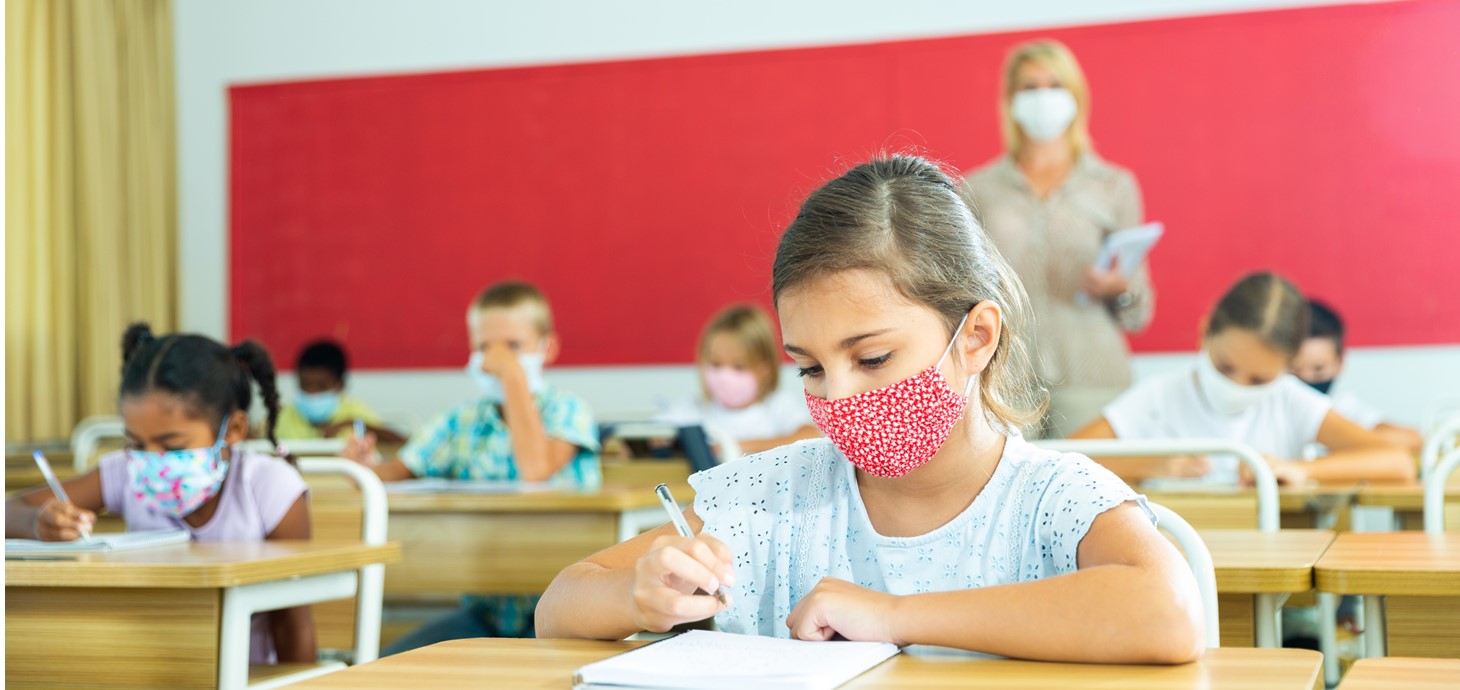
33;450;91;543
354;418;366;439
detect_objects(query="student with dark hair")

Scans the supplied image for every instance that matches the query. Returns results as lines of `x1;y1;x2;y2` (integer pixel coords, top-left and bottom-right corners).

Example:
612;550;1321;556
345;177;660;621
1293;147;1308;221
5;323;317;665
1073;273;1414;485
276;339;404;443
1291;299;1423;453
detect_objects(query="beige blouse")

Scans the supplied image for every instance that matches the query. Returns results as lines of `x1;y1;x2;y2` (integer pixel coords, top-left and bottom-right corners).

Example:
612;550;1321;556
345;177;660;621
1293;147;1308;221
964;153;1153;389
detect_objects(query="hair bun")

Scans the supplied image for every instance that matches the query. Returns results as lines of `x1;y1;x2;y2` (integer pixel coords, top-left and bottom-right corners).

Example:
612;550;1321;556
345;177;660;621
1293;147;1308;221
121;322;157;365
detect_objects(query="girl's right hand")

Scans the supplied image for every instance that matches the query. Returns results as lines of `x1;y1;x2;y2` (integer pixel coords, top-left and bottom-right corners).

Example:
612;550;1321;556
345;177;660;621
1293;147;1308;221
342;432;380;466
631;533;736;633
35;499;96;541
1162;455;1211;478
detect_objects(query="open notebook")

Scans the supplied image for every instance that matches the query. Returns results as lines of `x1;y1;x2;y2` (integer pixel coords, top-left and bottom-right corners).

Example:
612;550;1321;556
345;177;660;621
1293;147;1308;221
573;630;900;690
5;529;190;555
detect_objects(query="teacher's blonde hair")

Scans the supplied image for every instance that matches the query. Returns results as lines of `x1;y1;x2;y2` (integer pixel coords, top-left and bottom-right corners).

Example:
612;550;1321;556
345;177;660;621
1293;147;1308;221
1000;39;1092;159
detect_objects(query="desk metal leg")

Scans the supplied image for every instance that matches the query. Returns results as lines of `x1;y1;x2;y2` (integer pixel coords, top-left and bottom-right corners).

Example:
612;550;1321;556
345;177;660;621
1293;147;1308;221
219;571;358;690
1254;593;1287;648
1363;594;1386;659
1318;592;1340;687
618;507;665;543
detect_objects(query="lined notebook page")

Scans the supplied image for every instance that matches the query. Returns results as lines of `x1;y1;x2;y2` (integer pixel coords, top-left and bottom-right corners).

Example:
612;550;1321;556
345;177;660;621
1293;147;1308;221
5;529;190;554
573;630;900;690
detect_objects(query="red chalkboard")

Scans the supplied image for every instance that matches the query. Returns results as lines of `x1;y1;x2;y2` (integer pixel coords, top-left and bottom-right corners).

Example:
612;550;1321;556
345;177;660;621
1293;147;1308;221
230;0;1460;368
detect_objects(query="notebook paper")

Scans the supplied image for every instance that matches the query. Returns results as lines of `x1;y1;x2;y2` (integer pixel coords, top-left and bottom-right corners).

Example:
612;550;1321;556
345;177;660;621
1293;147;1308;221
573;630;900;690
5;529;190;555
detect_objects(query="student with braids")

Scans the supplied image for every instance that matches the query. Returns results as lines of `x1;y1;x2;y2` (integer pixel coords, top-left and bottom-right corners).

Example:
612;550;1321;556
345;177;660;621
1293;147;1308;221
5;323;317;664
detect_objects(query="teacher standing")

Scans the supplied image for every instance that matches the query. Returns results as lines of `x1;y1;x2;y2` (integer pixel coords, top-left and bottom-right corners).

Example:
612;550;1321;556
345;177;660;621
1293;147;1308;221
965;39;1154;439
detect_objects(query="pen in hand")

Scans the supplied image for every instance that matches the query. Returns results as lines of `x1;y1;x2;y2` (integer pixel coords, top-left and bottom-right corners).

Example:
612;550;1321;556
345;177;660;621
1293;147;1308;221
33;450;91;543
654;483;729;606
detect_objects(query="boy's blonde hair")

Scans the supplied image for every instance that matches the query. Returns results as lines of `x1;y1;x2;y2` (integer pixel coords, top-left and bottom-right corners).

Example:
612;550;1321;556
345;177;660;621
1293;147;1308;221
699;304;780;401
1000;39;1093;159
772;154;1047;432
471;281;554;336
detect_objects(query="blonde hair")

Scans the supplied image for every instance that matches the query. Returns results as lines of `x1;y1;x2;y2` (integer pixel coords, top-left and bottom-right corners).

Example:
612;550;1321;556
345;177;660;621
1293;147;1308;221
699;304;780;401
1000;39;1092;159
772;154;1047;431
471;281;554;336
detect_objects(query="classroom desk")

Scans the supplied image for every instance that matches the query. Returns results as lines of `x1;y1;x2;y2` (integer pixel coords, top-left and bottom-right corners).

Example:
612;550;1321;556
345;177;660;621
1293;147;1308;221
288;638;1325;690
1355;478;1460;531
1314;532;1460;659
1335;657;1460;689
1201;530;1336;648
1144;483;1361;531
6;540;402;690
379;482;690;598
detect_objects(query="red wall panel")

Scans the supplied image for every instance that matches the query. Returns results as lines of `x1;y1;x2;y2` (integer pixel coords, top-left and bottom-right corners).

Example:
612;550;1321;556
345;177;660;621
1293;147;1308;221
230;0;1460;369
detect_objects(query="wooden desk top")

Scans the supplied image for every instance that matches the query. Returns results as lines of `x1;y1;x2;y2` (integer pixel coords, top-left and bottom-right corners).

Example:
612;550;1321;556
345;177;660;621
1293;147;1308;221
1355;477;1460;511
289;638;1323;690
1337;657;1460;689
383;482;692;513
1201;530;1335;593
1314;532;1460;596
5;540;402;588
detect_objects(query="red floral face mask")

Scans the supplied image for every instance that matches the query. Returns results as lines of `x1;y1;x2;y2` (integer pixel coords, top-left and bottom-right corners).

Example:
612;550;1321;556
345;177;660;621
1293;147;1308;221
804;315;976;478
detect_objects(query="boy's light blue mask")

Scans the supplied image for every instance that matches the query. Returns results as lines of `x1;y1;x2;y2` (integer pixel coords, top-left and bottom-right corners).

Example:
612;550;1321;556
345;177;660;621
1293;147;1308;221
295;390;342;424
126;420;231;518
467;351;546;403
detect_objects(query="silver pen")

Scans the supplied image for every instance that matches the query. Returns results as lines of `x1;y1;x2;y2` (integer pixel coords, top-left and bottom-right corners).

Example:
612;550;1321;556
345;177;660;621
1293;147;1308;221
654;483;728;606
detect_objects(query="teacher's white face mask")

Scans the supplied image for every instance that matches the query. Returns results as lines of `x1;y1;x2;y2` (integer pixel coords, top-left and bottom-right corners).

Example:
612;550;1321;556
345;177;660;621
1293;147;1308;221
1010;88;1078;143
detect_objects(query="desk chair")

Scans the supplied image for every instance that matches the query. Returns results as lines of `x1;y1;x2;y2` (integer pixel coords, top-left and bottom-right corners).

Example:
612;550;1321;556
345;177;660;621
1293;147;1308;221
1420;414;1460;480
239;458;387;690
69;415;125;471
1149;501;1220;647
1424;447;1460;534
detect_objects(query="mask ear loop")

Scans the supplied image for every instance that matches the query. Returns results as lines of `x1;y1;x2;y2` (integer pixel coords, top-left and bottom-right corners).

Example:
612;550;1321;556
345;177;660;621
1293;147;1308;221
935;312;980;400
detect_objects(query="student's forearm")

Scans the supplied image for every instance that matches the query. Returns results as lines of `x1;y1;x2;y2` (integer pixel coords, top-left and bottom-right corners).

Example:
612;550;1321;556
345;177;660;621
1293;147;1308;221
500;380;559;482
892;563;1203;663
1374;424;1424;456
369;458;416;482
537;561;640;640
5;499;40;538
270;605;317;663
1308;447;1415;482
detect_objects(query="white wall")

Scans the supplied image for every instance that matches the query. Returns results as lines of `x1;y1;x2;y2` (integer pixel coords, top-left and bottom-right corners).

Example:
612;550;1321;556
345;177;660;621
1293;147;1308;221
176;0;1454;429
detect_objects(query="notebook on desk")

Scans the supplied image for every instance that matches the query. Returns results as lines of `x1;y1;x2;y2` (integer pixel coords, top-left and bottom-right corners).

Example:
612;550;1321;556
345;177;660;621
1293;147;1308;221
5;528;190;555
572;630;900;690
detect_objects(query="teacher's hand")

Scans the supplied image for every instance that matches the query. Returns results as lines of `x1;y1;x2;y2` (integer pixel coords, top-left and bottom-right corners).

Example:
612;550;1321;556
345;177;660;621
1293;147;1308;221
1084;258;1131;300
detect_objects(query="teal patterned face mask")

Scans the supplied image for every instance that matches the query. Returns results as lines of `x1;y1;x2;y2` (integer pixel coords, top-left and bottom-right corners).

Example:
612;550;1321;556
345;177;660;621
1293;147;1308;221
126;420;231;517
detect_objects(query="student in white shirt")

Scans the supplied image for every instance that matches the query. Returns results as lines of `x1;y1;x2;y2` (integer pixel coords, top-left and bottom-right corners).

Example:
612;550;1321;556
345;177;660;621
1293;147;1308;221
537;155;1203;663
1072;272;1414;486
658;304;819;455
1291;299;1423;454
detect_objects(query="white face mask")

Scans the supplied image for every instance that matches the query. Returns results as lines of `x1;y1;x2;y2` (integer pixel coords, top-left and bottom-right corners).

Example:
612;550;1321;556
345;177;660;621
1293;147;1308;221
1195;352;1277;417
467;351;546;402
1010;88;1078;143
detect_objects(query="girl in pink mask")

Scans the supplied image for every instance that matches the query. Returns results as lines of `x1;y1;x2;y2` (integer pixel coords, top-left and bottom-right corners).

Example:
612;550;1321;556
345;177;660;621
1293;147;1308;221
538;155;1204;663
1071;273;1414;486
5;323;315;666
657;304;820;456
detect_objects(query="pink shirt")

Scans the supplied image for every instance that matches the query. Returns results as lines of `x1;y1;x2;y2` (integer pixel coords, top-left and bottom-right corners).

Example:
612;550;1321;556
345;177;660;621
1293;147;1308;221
100;450;309;663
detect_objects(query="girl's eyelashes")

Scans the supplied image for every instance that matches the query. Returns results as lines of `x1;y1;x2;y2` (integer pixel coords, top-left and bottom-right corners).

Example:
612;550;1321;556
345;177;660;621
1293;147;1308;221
796;364;824;378
859;353;892;370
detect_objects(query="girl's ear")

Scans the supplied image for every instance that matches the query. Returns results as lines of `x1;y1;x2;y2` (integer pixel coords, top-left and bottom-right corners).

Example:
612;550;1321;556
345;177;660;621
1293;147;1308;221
225;410;250;445
1197;315;1211;342
960;301;1003;375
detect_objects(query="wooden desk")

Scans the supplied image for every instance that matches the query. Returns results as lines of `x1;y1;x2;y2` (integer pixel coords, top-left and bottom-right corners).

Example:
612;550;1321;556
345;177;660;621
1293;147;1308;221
1143;483;1360;531
1201;530;1335;648
601;458;694;485
371;482;689;599
6;540;402;690
1315;532;1460;659
288;638;1325;690
1355;479;1460;531
1336;657;1460;689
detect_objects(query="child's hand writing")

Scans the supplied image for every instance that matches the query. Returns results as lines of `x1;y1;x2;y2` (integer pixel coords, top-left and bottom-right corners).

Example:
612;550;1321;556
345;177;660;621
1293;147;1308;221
631;533;735;633
1240;456;1308;487
786;577;901;644
1161;454;1210;478
342;432;381;466
35;498;96;541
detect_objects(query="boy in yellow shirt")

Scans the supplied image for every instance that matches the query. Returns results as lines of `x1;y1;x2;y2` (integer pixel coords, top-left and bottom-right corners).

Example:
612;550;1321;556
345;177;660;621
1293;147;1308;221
276;340;404;443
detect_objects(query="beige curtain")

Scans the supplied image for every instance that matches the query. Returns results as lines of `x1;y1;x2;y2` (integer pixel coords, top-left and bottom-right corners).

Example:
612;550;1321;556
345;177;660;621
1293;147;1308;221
6;0;177;445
